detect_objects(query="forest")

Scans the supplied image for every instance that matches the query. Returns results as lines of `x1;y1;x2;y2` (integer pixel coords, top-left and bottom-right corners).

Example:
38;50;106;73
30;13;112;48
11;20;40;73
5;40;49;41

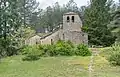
0;0;120;57
0;0;120;77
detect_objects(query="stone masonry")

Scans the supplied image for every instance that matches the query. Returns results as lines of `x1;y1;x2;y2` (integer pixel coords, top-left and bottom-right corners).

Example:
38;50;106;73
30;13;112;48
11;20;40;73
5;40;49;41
26;12;88;45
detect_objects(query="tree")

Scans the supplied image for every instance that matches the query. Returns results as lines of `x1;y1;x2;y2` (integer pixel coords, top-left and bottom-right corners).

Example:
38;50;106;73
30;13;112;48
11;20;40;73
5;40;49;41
108;1;120;42
53;2;62;25
36;0;83;32
79;6;87;24
37;2;63;32
0;0;22;57
18;0;39;26
66;0;78;12
14;26;36;47
84;0;116;47
45;6;54;31
29;9;43;29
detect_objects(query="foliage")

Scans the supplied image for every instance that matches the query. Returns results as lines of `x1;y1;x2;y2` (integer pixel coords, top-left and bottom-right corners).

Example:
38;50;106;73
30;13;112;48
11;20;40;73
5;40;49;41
55;40;74;56
16;26;36;44
0;0;21;39
22;45;41;61
17;0;39;26
0;38;7;58
84;0;116;47
38;40;75;56
36;0;84;32
108;44;120;66
1;0;119;59
108;8;120;42
0;0;22;58
75;44;91;56
21;40;91;60
0;37;19;58
39;44;57;56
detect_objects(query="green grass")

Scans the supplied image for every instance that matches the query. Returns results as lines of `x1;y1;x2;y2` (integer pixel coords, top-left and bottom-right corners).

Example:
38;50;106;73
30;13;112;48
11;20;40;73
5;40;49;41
99;47;112;57
93;56;120;77
0;50;120;77
0;56;90;77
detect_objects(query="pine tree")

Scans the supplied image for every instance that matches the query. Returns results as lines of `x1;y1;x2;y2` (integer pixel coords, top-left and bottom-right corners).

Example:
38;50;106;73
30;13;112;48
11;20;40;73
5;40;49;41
18;0;39;26
84;0;116;47
108;1;120;42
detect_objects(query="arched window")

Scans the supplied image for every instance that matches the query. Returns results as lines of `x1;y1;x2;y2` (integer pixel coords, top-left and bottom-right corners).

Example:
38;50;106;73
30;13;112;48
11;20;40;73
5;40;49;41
51;39;53;45
72;16;74;22
67;16;70;22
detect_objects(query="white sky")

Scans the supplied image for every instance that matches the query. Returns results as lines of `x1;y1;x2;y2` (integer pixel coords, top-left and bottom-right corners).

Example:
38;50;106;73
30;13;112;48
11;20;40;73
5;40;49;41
37;0;119;9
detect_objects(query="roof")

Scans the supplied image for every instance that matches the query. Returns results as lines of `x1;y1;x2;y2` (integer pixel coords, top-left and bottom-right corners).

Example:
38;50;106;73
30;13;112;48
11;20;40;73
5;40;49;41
30;35;41;39
64;12;78;15
26;35;41;40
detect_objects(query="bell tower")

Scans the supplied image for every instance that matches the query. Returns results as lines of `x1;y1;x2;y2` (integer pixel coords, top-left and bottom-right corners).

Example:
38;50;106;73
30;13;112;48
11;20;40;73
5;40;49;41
63;12;82;31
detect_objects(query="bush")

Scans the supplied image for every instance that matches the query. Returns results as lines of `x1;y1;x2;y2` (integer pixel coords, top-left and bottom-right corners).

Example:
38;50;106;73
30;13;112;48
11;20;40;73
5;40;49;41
0;37;19;58
40;45;57;56
108;44;120;66
55;40;74;56
75;44;91;56
21;40;91;58
22;45;42;61
39;41;74;56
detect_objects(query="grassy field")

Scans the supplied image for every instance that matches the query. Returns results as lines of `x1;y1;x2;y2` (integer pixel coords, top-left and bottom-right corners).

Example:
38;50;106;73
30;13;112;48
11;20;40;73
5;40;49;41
0;56;90;77
0;49;120;77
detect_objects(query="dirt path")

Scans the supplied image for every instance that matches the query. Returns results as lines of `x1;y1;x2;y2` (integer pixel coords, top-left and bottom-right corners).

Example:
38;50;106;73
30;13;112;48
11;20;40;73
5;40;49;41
88;48;100;77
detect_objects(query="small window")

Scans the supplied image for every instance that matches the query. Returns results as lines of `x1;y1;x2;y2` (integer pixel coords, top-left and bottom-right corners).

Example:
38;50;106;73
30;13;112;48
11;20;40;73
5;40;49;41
72;16;74;22
36;41;38;44
63;34;65;40
82;34;84;36
67;16;70;22
83;41;84;43
51;39;53;45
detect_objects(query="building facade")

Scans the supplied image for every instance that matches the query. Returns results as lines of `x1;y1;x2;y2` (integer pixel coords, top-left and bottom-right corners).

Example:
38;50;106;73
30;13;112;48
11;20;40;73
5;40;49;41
59;12;88;44
26;12;88;45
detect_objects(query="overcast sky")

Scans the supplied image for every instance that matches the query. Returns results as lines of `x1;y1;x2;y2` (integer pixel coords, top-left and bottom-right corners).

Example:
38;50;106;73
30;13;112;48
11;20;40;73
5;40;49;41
37;0;119;9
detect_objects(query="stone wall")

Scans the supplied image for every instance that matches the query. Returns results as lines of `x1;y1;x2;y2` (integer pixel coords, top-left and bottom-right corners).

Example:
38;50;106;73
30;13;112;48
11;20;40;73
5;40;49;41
25;35;41;45
62;31;88;45
40;30;61;45
63;13;82;32
25;12;88;46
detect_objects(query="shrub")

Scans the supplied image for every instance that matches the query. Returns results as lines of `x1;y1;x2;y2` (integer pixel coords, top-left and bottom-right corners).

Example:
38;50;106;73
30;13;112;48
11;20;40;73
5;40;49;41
21;40;91;58
55;40;74;56
22;45;42;61
66;40;74;48
108;44;120;66
40;45;57;56
75;44;91;56
38;41;74;56
0;37;19;58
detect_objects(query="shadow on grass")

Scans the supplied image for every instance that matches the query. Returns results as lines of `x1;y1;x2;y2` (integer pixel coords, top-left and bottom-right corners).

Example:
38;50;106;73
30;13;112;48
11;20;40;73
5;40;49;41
22;55;40;61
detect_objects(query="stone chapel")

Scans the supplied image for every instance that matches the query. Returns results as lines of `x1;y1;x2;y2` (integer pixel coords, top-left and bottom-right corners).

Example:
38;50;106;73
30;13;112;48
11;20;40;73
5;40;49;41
25;12;88;45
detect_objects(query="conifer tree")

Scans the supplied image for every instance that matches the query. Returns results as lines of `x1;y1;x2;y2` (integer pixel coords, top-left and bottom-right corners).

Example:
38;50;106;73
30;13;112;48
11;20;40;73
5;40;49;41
84;0;116;46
